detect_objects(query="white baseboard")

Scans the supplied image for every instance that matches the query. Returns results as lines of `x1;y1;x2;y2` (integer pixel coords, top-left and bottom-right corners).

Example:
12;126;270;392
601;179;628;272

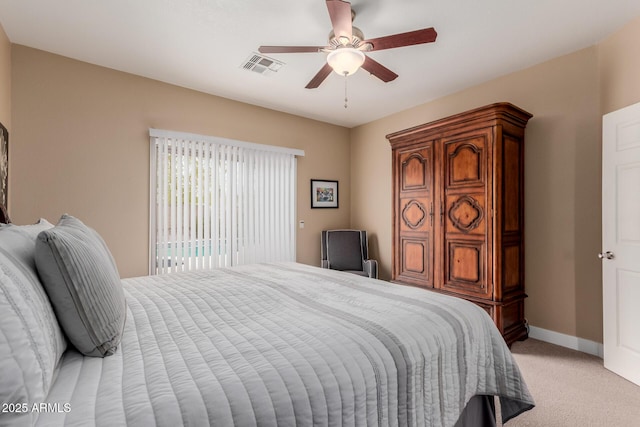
528;326;604;359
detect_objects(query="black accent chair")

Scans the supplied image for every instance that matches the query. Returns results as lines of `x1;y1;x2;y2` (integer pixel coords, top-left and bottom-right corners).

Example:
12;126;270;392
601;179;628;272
321;230;378;279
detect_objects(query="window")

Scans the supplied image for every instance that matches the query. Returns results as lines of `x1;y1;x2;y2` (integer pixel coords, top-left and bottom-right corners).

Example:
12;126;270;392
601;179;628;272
149;129;304;274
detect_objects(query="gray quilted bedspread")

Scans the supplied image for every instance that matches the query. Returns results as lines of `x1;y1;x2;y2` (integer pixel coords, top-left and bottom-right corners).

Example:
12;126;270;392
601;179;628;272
37;262;533;426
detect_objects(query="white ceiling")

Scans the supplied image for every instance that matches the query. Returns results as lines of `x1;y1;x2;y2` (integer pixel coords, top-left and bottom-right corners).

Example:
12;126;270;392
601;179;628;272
1;0;640;128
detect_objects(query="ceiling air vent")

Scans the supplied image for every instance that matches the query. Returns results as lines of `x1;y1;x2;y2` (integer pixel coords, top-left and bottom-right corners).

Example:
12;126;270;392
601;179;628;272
240;53;284;76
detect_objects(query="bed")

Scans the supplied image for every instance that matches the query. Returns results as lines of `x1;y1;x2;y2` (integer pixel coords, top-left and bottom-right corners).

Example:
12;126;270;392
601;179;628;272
0;217;534;427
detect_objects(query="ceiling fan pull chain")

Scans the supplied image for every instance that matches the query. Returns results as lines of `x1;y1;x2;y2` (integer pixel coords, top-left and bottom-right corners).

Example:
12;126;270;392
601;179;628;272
343;72;349;109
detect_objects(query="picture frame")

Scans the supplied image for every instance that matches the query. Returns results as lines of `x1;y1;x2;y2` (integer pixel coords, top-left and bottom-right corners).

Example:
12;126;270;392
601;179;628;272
0;122;7;212
310;179;338;209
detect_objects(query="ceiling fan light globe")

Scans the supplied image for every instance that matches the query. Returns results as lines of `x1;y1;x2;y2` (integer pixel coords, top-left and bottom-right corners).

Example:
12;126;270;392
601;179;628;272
327;47;365;76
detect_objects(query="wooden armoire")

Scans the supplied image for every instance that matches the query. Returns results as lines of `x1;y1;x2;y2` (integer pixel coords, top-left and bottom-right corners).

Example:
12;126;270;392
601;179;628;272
387;103;532;346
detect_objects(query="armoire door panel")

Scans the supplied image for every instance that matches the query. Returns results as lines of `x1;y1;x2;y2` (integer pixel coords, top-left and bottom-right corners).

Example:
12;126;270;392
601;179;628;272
445;134;488;189
400;148;433;193
400;198;430;232
398;236;432;287
394;143;435;287
450;245;480;282
445;193;487;236
402;153;427;190
442;240;490;297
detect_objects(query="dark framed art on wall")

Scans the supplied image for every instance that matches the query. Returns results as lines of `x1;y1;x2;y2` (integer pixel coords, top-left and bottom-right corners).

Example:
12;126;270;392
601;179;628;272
0;122;7;212
310;179;338;208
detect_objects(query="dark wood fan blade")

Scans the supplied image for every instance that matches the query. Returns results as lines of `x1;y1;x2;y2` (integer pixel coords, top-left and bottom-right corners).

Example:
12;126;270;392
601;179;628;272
326;0;353;41
361;56;398;82
259;46;324;54
364;28;437;51
305;63;334;89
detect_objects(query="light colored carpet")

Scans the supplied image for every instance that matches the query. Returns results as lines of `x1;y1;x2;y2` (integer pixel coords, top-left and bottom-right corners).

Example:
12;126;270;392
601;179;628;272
498;338;640;426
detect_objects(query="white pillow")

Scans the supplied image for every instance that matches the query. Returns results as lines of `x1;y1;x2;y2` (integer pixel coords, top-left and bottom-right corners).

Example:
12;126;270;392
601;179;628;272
0;218;54;238
0;221;67;424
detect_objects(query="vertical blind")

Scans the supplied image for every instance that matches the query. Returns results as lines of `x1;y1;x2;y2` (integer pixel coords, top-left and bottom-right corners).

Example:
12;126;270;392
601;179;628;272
149;129;304;275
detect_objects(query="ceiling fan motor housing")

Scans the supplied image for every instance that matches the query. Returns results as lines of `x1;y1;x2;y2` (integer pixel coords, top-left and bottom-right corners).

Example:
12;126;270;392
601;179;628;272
328;26;365;48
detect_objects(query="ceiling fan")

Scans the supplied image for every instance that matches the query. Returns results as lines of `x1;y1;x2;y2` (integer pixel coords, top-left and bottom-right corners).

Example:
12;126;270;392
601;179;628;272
258;0;437;89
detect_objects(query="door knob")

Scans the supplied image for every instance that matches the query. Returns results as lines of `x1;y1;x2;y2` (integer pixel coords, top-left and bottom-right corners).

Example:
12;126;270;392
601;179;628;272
598;251;614;260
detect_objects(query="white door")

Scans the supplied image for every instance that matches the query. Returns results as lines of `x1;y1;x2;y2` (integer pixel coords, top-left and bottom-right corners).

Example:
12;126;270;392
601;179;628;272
602;101;640;386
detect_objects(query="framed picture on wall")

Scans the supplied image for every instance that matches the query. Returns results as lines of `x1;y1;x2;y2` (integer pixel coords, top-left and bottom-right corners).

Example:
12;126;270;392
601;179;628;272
310;179;338;208
0;122;7;212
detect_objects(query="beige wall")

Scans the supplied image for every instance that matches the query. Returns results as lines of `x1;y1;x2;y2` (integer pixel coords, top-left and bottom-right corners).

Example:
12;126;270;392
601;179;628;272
11;45;351;278
0;23;10;132
8;14;640;344
599;14;640;114
349;14;640;345
350;47;603;343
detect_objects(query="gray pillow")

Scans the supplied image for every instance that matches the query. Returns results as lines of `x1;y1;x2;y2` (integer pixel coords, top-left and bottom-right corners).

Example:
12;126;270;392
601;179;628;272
35;215;126;357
